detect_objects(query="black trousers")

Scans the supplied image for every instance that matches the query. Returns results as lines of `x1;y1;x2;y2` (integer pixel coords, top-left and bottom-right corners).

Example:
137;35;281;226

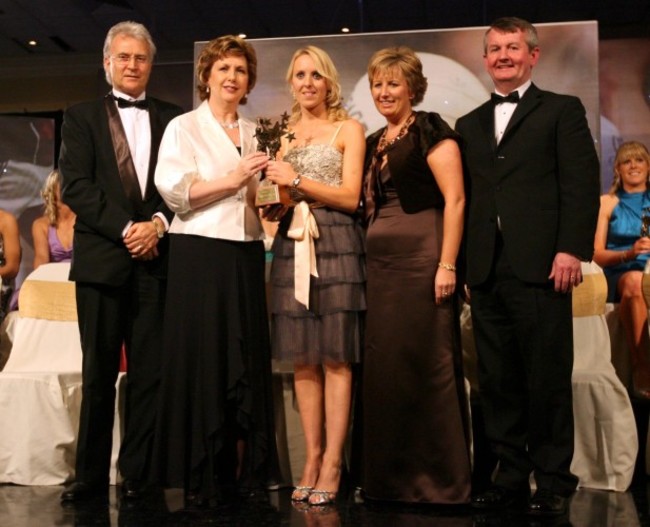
74;265;165;484
470;235;578;495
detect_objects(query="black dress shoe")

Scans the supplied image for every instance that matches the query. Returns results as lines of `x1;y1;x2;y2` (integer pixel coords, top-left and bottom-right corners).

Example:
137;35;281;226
527;489;568;516
185;489;208;508
60;482;109;502
121;479;145;499
471;486;529;510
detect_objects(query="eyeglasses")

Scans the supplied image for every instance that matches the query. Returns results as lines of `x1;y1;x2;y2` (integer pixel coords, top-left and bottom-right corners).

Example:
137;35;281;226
112;53;150;65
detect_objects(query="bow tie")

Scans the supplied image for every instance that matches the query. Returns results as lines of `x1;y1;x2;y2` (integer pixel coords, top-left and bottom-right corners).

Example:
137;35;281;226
112;95;149;109
491;91;520;104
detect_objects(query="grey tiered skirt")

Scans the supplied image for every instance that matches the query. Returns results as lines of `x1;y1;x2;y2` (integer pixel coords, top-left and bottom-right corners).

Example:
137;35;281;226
270;206;365;365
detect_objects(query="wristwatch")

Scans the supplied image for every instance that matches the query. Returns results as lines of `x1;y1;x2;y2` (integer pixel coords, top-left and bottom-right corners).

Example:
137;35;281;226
152;218;165;239
291;175;302;188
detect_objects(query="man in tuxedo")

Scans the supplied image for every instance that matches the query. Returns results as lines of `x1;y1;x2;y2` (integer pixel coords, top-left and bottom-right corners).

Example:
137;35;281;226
58;21;182;502
455;17;600;516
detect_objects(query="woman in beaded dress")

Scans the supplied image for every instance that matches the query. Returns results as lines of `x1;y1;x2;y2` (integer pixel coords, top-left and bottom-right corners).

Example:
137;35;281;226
594;141;650;397
264;45;365;506
360;46;471;504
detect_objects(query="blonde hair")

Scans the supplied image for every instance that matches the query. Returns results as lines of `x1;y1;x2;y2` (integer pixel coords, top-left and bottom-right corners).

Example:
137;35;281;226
286;46;348;124
609;141;650;194
367;46;428;106
41;170;62;226
196;35;257;104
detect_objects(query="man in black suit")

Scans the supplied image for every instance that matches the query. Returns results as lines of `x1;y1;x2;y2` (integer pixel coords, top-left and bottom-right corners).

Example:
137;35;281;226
455;17;600;516
58;21;182;502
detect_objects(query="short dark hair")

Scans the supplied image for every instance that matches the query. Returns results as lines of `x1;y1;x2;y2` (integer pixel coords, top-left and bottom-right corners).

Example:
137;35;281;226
483;17;539;54
196;35;257;104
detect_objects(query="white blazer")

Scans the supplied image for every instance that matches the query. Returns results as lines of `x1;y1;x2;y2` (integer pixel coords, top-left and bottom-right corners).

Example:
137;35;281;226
155;101;263;241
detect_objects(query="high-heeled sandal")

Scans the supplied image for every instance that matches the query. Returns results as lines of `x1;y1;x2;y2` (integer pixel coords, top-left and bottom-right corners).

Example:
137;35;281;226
291;485;313;502
308;489;337;506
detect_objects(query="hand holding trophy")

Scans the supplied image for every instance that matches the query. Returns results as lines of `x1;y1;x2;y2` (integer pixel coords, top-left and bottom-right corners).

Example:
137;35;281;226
255;112;295;207
642;206;650;237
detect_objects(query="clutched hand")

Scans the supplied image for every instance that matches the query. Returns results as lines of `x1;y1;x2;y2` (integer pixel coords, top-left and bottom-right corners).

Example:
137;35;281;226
264;159;297;187
124;221;159;259
232;152;270;188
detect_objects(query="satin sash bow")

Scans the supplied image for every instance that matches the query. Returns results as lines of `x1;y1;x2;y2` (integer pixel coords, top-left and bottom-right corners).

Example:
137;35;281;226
287;201;320;308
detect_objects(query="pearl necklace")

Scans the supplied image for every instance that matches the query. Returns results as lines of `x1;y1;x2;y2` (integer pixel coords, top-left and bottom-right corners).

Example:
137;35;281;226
219;120;239;130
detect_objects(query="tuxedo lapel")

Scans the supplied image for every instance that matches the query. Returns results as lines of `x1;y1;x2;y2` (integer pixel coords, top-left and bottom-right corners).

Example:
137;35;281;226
476;103;497;151
104;95;143;207
500;84;543;146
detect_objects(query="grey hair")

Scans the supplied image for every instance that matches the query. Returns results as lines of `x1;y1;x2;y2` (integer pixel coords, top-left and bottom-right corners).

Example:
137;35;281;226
103;21;156;85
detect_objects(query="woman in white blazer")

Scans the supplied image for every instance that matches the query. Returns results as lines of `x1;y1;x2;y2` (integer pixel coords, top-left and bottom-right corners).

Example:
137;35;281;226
153;35;279;508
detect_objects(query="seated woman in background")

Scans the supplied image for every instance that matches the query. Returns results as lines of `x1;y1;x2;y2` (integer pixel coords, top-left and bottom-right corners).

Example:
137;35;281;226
32;169;75;268
0;208;21;321
594;141;650;398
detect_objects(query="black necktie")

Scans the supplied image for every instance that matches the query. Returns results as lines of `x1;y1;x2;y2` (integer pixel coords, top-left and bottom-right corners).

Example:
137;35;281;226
491;91;520;104
112;95;149;110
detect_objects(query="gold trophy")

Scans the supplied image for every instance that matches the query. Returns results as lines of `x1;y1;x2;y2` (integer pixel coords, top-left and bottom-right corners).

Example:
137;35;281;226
642;206;650;237
255;112;294;207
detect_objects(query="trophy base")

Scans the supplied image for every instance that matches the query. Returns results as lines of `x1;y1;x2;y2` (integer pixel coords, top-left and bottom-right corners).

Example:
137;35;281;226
255;183;280;207
256;183;292;207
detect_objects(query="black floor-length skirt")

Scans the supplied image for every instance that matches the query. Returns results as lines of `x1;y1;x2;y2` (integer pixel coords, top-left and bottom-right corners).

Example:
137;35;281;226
153;234;279;504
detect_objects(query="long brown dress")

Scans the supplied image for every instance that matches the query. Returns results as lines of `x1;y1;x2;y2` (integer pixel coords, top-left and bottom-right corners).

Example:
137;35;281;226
361;111;471;504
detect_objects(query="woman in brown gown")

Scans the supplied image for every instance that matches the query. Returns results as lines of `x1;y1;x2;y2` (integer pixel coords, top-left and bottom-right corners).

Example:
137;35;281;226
361;46;471;504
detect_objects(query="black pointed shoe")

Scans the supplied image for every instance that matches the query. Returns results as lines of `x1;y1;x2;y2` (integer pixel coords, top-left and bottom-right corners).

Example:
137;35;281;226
60;482;109;503
120;479;145;500
527;489;568;516
471;486;529;510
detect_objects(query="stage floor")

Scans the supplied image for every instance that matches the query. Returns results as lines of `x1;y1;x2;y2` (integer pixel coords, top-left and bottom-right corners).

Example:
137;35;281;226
0;480;649;527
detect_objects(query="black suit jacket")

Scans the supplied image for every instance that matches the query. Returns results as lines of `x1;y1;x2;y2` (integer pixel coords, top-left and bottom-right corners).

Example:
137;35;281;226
455;84;600;287
59;95;183;286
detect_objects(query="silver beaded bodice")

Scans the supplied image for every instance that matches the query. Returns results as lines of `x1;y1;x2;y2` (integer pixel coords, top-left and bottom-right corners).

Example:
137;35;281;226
283;144;343;189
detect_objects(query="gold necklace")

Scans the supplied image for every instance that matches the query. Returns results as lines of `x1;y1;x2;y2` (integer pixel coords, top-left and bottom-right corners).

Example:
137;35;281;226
377;113;415;154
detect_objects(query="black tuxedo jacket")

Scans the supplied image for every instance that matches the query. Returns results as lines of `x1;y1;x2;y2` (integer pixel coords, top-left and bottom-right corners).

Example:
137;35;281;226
59;95;183;286
455;84;600;287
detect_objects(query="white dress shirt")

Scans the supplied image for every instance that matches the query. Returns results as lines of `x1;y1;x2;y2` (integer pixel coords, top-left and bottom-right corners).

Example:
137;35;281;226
494;80;531;230
154;101;263;241
112;89;151;196
493;79;531;144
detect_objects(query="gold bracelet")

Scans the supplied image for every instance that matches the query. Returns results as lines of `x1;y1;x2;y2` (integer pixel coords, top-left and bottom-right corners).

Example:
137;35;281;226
620;250;628;264
438;262;457;272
